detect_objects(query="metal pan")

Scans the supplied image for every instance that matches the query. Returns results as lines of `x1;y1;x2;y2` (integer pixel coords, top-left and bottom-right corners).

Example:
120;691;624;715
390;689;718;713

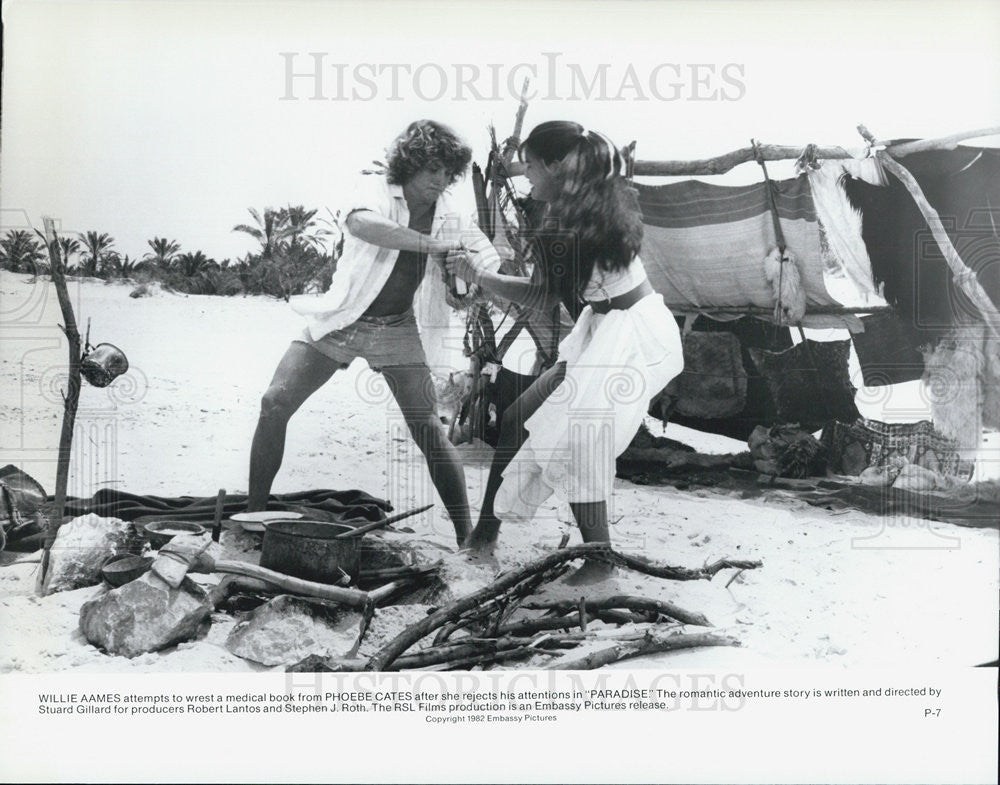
260;520;361;584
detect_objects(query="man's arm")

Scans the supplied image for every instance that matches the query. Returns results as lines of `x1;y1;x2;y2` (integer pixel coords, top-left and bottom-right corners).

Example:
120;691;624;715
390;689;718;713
345;209;460;254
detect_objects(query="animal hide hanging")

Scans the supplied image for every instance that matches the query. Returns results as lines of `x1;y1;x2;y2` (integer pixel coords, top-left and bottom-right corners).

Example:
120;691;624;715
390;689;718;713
662;331;749;419
921;333;983;450
840;147;1000;342
806;162;882;300
982;333;1000;432
763;247;806;325
851;311;927;386
749;339;860;430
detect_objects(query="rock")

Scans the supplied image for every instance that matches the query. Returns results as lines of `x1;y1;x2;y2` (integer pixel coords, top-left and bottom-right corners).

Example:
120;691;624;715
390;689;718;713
79;572;213;657
42;514;130;595
0;465;48;549
225;595;363;666
286;653;350;672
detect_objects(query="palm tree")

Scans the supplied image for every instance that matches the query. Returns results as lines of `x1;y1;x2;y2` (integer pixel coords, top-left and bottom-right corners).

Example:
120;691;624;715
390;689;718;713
316;207;346;262
206;258;244;296
233;208;291;261
0;230;46;273
142;237;181;272
233;205;341;299
58;237;82;274
173;250;218;278
172;250;219;293
278;205;321;249
105;252;138;280
78;231;116;277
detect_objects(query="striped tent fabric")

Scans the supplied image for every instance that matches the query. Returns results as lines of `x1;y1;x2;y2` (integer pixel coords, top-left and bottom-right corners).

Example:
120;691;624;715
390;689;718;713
634;174;840;313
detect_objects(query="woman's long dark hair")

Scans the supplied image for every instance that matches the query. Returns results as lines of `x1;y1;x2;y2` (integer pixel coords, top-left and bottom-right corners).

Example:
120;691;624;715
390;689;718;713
518;121;643;312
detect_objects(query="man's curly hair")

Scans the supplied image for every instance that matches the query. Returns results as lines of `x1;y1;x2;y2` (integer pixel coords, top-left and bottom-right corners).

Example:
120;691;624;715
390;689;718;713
386;120;472;186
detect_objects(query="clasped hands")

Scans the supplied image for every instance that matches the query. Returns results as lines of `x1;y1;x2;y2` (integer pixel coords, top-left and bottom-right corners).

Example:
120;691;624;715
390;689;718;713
440;241;485;286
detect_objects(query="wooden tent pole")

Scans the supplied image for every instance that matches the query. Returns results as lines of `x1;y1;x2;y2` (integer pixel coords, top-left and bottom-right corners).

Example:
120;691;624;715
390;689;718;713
857;125;1000;341
887;126;1000;157
36;217;83;593
632;143;855;177
503;125;1000;178
632;126;999;176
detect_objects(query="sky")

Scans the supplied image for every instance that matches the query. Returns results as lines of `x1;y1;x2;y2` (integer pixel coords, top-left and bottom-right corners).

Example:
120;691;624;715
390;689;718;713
1;0;999;263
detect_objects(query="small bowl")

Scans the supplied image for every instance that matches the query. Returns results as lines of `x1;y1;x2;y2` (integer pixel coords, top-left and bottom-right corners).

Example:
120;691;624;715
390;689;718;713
142;521;207;549
102;554;153;587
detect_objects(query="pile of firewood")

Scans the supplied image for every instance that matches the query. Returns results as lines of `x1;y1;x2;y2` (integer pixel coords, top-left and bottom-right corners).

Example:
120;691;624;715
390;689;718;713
290;543;761;672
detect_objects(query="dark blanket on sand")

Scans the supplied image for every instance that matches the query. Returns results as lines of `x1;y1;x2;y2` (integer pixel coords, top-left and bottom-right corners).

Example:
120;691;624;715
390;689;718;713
616;458;999;531
793;481;999;530
58;488;393;524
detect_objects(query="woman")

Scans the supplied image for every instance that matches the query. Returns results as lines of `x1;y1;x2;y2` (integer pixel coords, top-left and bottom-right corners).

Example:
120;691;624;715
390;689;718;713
448;121;684;583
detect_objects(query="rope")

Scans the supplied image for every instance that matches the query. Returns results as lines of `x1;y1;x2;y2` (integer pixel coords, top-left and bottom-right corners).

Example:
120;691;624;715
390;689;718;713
752;138;788;255
753;139;789;336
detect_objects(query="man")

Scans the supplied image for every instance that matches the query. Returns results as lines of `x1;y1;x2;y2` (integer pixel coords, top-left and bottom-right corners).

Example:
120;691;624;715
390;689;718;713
247;120;500;544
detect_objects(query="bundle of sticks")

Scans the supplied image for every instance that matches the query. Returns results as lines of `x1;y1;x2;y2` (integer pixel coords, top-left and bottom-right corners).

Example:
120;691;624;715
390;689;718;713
289;543;761;672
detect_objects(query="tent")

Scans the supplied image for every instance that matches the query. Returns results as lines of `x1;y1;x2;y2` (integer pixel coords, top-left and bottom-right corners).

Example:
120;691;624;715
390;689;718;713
459;123;1000;469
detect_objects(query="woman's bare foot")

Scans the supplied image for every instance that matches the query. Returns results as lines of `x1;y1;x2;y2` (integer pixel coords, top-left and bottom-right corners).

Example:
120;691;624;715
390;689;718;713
563;559;616;586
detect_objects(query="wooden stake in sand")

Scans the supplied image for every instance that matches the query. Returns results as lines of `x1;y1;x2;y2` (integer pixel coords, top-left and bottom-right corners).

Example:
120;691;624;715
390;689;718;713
36;217;83;594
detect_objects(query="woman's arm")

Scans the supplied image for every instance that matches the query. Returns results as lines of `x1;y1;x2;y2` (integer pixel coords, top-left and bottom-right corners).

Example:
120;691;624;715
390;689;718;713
447;252;555;313
345;210;459;254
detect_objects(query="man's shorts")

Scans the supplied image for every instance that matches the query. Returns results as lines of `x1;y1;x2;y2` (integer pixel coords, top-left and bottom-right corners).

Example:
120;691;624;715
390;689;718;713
295;309;428;371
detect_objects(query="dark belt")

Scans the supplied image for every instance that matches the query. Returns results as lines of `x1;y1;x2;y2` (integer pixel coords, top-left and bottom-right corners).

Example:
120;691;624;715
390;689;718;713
586;282;649;314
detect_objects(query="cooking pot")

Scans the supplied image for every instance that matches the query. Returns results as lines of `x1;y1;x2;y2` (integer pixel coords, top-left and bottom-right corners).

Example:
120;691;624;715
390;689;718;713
260;520;360;584
81;342;129;387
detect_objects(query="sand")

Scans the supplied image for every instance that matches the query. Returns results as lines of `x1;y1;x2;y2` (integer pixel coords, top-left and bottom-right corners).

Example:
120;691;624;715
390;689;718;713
1;271;997;672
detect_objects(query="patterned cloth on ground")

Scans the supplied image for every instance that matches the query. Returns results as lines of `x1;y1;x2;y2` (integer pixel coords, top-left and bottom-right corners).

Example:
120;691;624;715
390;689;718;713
821;418;972;479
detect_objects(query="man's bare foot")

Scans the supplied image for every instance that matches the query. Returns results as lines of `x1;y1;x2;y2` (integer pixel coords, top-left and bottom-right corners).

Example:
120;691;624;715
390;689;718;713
563;560;616;586
453;525;472;549
460;537;498;562
463;519;499;552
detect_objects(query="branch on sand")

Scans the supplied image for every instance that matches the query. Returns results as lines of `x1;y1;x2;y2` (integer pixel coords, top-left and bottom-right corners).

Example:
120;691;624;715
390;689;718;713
523;594;710;627
365;544;761;671
543;629;741;670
